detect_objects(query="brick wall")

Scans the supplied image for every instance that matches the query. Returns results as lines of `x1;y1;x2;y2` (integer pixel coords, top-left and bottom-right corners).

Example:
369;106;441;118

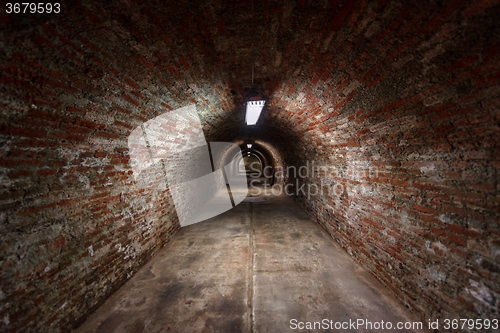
0;2;235;331
1;0;499;331
264;0;500;326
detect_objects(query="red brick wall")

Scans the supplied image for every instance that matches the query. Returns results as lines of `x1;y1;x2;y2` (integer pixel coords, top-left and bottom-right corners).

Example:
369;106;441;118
1;0;499;331
264;0;500;326
0;2;235;331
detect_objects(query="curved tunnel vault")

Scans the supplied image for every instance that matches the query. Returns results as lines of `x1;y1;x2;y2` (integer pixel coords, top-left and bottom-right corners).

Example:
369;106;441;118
0;0;499;331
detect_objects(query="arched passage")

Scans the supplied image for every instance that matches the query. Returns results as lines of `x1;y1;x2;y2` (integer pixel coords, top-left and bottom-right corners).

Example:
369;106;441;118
0;1;498;331
239;154;262;175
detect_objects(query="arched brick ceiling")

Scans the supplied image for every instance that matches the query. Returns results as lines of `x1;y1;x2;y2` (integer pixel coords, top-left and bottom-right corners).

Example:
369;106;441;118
2;0;498;156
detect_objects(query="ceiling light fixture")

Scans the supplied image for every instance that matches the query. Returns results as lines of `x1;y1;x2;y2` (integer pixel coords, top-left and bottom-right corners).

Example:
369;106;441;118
245;100;265;125
245;0;265;126
247;144;252;148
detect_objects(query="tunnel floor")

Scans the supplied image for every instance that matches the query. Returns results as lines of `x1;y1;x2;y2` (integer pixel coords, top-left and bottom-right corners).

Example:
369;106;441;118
75;184;421;333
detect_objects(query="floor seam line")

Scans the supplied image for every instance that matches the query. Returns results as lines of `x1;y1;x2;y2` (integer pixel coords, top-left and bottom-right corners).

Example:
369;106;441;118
248;202;255;333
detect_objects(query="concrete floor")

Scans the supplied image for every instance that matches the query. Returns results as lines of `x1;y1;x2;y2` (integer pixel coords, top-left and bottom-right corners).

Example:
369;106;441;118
75;184;423;333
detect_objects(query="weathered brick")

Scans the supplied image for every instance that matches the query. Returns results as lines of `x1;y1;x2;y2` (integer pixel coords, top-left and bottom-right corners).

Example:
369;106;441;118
1;1;498;332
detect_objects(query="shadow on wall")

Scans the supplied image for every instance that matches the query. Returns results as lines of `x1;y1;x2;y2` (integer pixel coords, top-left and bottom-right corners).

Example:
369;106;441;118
128;104;248;226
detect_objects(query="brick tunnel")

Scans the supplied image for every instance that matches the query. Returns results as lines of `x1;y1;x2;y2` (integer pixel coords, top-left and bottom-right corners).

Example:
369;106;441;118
1;0;499;332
